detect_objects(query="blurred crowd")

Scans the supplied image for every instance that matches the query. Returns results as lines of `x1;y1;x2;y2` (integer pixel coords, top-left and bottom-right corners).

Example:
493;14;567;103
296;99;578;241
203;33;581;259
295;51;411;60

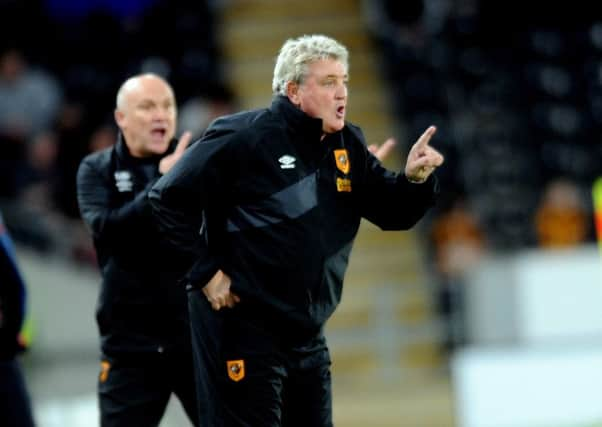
365;0;602;350
0;0;236;264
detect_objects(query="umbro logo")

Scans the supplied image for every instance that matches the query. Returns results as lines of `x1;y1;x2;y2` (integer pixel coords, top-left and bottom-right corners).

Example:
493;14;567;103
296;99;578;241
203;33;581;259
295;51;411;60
114;170;133;192
278;155;296;169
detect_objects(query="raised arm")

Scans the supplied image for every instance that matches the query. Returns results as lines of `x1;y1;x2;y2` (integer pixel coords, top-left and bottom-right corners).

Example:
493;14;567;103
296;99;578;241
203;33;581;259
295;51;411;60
359;126;444;230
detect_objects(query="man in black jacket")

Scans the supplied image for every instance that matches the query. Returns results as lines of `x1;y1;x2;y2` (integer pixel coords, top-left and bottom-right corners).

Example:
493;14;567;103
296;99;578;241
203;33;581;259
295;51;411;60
150;35;444;427
76;73;198;426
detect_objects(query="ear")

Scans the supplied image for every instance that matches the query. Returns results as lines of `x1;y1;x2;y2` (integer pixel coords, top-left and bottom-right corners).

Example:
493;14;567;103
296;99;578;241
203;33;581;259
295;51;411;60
286;81;300;106
114;109;125;128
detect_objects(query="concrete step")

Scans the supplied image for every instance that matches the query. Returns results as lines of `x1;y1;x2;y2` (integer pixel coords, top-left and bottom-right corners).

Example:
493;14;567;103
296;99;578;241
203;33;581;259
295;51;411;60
327;328;444;374
221;15;370;60
328;286;435;331
332;375;454;427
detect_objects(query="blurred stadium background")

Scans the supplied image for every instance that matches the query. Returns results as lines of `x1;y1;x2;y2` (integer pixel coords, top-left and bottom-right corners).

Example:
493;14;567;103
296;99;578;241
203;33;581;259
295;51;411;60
2;0;602;426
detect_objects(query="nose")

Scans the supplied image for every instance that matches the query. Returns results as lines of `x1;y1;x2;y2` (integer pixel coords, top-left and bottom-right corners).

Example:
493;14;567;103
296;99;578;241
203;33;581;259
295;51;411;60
335;82;347;99
152;107;169;122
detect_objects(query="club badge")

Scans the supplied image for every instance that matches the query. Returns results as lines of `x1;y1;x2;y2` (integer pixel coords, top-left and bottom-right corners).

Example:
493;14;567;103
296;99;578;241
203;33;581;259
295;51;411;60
334;149;350;174
227;359;245;382
99;360;111;383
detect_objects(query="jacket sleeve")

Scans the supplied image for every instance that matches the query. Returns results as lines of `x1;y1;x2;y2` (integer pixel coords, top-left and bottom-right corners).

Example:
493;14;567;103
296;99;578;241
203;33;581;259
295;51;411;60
76;156;157;246
358;148;439;231
149;134;236;287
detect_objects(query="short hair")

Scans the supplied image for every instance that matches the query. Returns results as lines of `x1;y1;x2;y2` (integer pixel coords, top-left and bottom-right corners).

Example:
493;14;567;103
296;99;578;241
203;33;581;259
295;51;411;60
272;35;349;96
115;73;172;110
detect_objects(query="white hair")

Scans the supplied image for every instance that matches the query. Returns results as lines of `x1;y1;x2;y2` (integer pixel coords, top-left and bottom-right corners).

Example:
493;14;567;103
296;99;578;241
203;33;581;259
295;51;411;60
272;35;349;96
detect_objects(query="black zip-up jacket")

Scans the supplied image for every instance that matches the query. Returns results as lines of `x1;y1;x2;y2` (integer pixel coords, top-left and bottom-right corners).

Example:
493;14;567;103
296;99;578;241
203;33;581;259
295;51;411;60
77;135;192;356
149;96;438;340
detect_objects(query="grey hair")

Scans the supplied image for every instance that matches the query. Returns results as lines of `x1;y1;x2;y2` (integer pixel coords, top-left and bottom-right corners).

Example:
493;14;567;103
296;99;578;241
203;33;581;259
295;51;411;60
272;35;349;96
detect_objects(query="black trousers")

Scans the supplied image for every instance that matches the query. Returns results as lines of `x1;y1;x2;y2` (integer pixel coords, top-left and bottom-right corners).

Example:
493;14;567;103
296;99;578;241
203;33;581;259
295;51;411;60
0;358;36;427
188;287;225;427
188;288;333;427
98;348;198;427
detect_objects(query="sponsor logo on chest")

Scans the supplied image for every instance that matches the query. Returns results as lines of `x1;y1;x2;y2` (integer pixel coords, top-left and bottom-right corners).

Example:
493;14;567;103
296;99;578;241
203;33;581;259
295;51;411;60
278;155;296;169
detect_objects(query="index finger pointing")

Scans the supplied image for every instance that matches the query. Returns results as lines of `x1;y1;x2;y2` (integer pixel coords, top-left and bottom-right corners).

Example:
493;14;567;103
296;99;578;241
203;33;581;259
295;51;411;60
175;131;192;154
416;125;437;149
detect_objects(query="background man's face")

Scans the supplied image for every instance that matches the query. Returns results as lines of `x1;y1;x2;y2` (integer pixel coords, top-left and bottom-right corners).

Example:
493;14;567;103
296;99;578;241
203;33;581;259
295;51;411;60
116;76;176;157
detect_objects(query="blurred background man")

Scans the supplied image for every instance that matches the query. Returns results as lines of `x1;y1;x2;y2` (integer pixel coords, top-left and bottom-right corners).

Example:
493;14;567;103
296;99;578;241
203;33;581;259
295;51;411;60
76;74;197;427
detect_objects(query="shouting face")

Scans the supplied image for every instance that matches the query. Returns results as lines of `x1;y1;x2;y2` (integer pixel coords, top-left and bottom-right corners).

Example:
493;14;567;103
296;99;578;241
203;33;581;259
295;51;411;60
114;74;176;158
287;58;348;135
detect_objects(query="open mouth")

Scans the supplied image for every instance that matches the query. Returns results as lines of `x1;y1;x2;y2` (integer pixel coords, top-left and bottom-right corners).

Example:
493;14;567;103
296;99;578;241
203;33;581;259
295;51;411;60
151;128;167;139
336;105;345;118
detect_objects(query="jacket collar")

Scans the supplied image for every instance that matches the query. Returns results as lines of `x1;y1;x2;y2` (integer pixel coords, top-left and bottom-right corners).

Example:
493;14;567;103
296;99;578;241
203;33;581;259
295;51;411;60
114;132;175;165
270;96;324;139
115;133;133;162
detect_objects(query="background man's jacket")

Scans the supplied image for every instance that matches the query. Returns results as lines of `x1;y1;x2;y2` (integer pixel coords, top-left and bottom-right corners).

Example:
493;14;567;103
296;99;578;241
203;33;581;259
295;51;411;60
77;135;192;356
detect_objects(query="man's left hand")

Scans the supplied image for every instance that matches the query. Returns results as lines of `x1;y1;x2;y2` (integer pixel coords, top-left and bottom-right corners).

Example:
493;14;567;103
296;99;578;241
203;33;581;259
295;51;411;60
368;137;397;162
404;126;444;183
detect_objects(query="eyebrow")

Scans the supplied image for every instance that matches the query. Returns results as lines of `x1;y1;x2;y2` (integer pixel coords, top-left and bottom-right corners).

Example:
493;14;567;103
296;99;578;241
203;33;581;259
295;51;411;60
322;74;349;79
137;97;174;105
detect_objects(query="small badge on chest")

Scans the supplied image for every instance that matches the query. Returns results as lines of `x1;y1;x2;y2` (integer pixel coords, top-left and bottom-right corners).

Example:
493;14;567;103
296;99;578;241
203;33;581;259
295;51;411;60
227;359;245;382
334;149;352;192
334;149;350;174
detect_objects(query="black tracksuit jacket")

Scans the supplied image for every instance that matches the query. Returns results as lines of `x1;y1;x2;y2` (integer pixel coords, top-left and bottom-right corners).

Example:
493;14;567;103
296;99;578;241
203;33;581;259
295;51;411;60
149;96;438;340
77;135;193;356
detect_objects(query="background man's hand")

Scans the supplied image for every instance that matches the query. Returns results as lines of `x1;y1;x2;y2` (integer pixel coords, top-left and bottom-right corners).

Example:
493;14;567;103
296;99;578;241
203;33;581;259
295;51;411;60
368;137;397;162
159;131;192;174
202;269;240;311
404;126;444;183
